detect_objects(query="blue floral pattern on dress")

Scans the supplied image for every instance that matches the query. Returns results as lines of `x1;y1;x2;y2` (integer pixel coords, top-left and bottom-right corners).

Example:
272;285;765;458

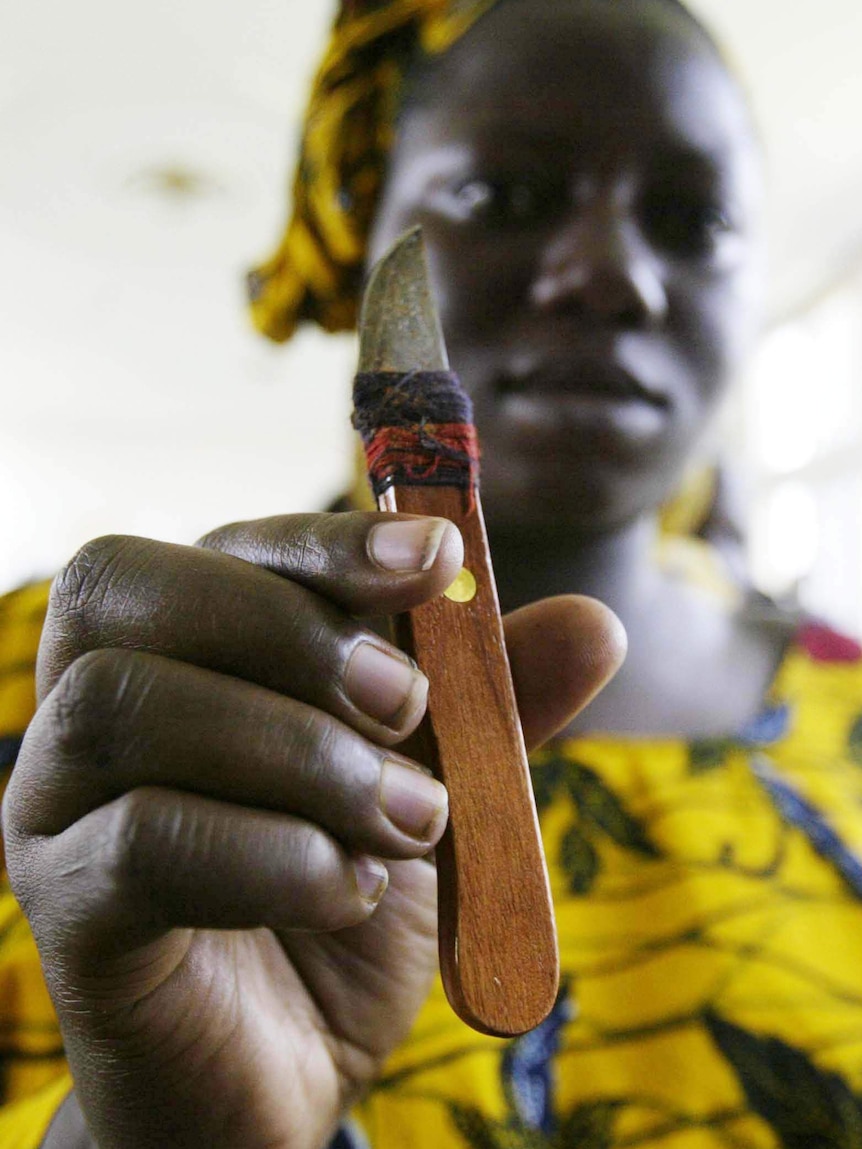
501;983;573;1134
752;753;862;898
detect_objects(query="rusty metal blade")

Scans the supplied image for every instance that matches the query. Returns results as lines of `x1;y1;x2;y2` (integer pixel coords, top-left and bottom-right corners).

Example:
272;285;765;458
358;226;449;373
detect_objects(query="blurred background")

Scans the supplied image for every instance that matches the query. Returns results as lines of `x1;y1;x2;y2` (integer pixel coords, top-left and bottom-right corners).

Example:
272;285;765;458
3;1;862;630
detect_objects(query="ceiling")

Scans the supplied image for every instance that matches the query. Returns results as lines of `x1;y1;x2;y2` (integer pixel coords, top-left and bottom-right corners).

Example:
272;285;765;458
3;0;861;588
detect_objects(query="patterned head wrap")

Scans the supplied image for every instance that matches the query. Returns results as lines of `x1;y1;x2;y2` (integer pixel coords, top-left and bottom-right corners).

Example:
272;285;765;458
247;0;498;341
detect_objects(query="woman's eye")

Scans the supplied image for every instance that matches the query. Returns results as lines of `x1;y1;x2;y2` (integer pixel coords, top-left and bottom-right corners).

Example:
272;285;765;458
448;177;552;226
643;192;733;257
454;179;495;213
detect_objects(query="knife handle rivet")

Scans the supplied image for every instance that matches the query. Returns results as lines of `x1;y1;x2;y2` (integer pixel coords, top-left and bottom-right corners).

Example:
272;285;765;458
444;567;478;603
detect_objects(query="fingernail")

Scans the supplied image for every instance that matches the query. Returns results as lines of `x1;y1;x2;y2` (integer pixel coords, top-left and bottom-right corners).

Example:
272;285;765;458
380;760;448;841
354;856;389;905
368;519;449;572
346;643;428;728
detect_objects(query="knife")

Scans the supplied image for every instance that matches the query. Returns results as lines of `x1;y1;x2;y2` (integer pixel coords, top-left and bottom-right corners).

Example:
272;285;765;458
352;226;559;1037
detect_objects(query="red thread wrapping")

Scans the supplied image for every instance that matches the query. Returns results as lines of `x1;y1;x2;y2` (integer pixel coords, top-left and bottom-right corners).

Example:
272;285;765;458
363;422;480;506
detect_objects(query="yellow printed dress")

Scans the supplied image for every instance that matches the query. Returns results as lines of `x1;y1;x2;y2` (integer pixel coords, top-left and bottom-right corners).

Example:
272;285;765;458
355;620;862;1149
3;581;862;1147
0;582;71;1148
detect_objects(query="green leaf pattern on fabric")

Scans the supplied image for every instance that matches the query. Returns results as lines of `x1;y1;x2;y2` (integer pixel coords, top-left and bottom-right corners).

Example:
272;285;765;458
556;1101;619;1148
531;756;661;896
447;1101;620;1149
559;825;600;895
449;1104;547;1149
565;764;661;857
688;739;733;775
847;713;862;766
705;1011;862;1148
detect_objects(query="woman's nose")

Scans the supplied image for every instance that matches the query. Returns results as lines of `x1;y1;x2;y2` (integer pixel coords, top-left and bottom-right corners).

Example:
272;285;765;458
530;198;668;328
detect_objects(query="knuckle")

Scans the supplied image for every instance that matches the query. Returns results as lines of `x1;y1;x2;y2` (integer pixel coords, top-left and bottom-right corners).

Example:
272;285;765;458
49;649;148;766
48;535;149;646
1;730;37;846
290;826;356;928
5;852;39;922
290;706;338;783
194;522;237;552
283;709;379;822
98;788;160;897
288;516;331;579
253;514;331;579
2;788;38;904
196;513;330;575
52;535;129;616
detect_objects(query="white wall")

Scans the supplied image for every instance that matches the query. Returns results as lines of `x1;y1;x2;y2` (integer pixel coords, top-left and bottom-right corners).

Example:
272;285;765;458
2;0;350;590
4;1;862;629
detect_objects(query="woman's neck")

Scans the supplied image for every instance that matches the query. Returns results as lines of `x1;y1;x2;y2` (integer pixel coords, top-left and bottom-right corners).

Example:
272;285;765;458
488;515;661;619
486;513;791;740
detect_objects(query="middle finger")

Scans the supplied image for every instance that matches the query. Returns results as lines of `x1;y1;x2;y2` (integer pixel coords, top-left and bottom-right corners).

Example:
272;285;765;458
17;647;448;855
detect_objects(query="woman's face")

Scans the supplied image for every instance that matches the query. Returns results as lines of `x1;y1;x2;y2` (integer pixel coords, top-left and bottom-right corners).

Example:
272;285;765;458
368;0;765;535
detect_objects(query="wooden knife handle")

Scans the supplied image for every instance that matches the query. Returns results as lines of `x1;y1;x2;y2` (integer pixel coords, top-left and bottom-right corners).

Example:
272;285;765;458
379;485;559;1037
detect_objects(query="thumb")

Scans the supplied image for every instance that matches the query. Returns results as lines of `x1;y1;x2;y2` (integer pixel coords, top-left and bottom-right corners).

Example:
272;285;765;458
503;595;627;750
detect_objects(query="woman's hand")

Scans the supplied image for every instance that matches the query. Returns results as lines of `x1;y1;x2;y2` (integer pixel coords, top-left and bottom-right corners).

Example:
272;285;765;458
3;513;623;1149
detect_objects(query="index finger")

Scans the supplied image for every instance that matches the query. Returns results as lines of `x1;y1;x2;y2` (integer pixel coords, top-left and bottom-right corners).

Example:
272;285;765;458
38;514;462;745
198;511;463;615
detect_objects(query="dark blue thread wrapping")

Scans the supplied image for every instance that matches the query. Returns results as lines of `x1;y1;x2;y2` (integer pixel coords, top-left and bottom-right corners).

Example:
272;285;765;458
352;370;479;496
352;371;473;436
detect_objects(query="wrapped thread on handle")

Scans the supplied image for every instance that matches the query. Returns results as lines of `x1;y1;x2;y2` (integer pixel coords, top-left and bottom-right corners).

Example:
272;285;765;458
352;371;480;504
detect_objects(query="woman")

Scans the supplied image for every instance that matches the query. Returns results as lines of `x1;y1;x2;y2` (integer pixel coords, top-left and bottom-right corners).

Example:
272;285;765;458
3;1;862;1145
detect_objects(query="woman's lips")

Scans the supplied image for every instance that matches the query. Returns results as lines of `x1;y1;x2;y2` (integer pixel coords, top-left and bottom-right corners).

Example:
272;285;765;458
492;362;671;444
496;360;669;405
